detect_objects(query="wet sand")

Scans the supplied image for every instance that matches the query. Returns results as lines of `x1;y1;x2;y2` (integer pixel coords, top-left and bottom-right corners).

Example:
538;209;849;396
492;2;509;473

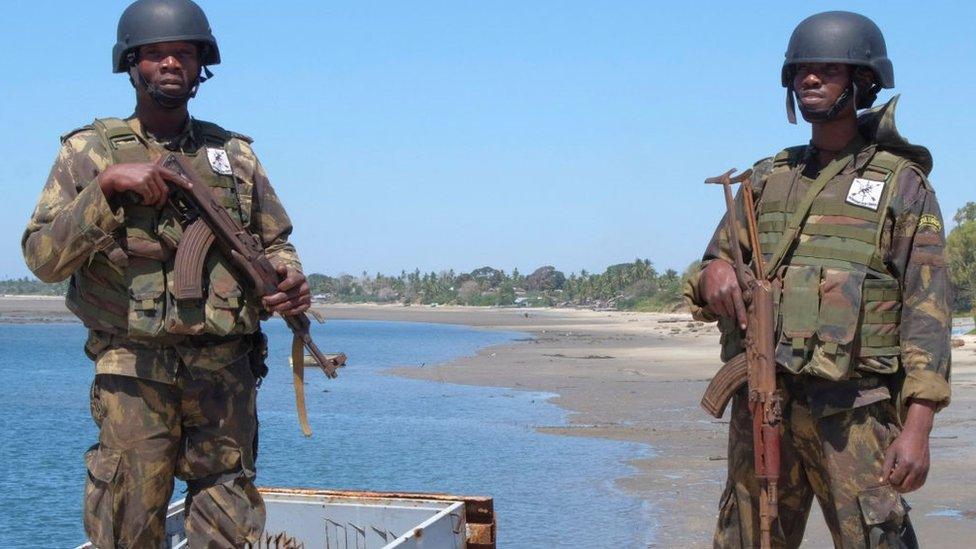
0;295;75;323
5;297;974;547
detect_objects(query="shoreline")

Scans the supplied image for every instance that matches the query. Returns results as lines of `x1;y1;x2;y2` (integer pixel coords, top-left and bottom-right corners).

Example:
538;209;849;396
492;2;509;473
4;298;975;546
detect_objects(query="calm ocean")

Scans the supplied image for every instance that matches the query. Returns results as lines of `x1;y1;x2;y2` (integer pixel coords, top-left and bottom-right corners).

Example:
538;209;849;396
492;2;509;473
0;319;652;548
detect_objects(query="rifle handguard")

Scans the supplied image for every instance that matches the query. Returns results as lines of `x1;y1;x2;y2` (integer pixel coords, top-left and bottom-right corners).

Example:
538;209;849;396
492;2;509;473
701;352;749;419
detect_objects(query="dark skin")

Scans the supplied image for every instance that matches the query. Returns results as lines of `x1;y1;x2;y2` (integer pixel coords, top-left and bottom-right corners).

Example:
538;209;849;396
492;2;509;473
699;63;934;494
795;63;861;166
96;41;310;316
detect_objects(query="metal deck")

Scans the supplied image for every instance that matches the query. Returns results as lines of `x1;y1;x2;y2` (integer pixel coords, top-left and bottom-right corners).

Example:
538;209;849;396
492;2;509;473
78;487;495;549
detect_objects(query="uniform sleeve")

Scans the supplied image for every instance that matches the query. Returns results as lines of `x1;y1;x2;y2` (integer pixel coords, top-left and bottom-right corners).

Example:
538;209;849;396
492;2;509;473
21;134;123;282
249;155;303;273
886;168;952;411
683;263;718;322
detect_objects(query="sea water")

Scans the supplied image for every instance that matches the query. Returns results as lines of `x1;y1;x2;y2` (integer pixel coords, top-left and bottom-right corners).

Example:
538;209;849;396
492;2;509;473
0;319;652;548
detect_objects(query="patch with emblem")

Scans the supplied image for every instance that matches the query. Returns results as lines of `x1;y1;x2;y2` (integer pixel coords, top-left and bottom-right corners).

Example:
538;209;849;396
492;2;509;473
846;178;885;210
207;147;234;176
918;214;943;232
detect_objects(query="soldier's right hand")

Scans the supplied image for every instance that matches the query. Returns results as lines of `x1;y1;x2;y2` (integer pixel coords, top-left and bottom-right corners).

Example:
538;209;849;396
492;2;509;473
97;163;193;208
700;259;747;330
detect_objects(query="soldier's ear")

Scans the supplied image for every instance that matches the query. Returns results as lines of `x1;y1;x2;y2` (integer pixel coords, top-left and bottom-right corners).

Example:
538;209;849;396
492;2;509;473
853;67;876;88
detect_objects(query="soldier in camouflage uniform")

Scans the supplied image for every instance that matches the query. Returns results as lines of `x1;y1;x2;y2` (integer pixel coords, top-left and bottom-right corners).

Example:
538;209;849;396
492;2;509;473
684;12;950;548
21;1;311;546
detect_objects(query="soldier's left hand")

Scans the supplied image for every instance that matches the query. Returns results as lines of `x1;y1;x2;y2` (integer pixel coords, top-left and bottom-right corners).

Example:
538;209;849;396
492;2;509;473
263;265;311;316
882;400;935;493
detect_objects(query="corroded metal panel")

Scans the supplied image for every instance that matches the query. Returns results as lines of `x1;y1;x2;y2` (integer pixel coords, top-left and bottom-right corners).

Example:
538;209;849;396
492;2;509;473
77;487;495;549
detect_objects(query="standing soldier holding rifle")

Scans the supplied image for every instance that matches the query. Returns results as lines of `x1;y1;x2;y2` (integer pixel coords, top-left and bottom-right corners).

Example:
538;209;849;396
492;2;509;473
685;11;951;548
21;0;335;546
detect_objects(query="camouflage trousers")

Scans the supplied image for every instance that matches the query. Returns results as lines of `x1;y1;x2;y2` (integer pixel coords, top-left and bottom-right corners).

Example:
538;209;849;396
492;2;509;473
714;381;918;549
84;356;265;548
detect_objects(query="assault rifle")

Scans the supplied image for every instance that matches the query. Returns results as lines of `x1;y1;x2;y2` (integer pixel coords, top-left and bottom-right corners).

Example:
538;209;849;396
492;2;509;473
158;153;345;437
700;169;782;549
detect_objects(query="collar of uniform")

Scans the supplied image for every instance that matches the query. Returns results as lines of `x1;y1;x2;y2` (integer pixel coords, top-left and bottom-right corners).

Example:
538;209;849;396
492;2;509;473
805;133;871;175
123;115;198;151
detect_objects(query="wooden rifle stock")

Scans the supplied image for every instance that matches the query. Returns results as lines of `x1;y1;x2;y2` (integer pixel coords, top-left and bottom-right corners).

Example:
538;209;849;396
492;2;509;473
159;154;344;436
702;168;782;549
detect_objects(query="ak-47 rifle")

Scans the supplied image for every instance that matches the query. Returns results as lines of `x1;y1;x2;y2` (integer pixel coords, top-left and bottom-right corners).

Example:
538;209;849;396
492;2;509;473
158;153;346;437
700;169;782;549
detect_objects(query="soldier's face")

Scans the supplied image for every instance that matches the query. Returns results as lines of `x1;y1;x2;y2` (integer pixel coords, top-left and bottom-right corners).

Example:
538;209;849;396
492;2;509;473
792;63;852;117
137;41;200;96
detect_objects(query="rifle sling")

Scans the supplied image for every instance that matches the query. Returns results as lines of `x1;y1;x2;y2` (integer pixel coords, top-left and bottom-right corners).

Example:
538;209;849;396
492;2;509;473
762;149;858;279
292;334;313;437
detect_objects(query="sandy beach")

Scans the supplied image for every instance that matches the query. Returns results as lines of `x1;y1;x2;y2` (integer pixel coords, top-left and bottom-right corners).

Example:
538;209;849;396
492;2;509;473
4;297;974;547
324;304;976;547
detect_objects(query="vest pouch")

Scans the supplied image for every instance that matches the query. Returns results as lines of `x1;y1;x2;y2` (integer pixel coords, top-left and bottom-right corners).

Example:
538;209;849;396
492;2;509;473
158;205;208;336
125;257;167;339
164;287;207;336
805;268;866;381
777;265;821;373
204;260;256;336
67;256;129;333
156;210;184;251
859;278;902;357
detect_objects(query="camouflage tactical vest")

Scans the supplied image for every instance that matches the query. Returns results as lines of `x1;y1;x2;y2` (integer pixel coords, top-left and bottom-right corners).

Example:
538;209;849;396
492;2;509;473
65;117;259;340
756;145;912;381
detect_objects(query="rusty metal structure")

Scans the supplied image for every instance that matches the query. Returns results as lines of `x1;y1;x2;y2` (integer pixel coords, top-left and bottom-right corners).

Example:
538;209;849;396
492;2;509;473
78;487;495;549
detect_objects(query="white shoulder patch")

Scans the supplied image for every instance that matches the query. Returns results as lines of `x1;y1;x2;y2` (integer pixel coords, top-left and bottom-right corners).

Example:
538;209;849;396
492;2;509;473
846;178;885;210
207;147;234;176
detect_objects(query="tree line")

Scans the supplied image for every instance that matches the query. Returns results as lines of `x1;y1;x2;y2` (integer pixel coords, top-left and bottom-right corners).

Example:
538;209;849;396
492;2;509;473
0;277;68;296
303;259;689;310
948;202;976;325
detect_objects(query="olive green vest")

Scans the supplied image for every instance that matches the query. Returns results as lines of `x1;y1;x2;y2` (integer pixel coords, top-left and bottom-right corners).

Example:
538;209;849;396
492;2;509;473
755;145;912;381
65;117;259;340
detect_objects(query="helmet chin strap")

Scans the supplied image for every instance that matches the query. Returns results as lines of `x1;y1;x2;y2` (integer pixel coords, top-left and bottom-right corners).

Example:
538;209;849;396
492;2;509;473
793;83;855;123
127;55;214;110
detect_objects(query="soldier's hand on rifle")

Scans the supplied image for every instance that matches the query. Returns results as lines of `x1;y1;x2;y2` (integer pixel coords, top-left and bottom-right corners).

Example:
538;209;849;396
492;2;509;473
700;259;748;330
263;265;311;316
97;162;192;208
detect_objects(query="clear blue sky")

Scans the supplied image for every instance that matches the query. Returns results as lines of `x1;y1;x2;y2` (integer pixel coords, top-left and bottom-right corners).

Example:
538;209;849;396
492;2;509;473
1;1;972;278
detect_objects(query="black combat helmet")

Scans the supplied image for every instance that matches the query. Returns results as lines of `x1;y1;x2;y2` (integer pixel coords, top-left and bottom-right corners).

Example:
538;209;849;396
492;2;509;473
113;0;219;108
782;11;893;123
113;0;219;73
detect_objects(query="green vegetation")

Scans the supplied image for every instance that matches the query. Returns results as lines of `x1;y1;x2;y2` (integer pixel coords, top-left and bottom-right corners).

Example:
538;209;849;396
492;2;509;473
0;277;68;296
948;202;976;326
302;259;690;311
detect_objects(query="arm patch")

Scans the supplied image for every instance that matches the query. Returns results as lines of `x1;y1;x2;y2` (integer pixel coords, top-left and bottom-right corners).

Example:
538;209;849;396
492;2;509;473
918;214;942;233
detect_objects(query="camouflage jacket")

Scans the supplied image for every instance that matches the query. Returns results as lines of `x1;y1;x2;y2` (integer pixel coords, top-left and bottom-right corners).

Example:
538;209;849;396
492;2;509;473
22;115;303;383
684;98;951;412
